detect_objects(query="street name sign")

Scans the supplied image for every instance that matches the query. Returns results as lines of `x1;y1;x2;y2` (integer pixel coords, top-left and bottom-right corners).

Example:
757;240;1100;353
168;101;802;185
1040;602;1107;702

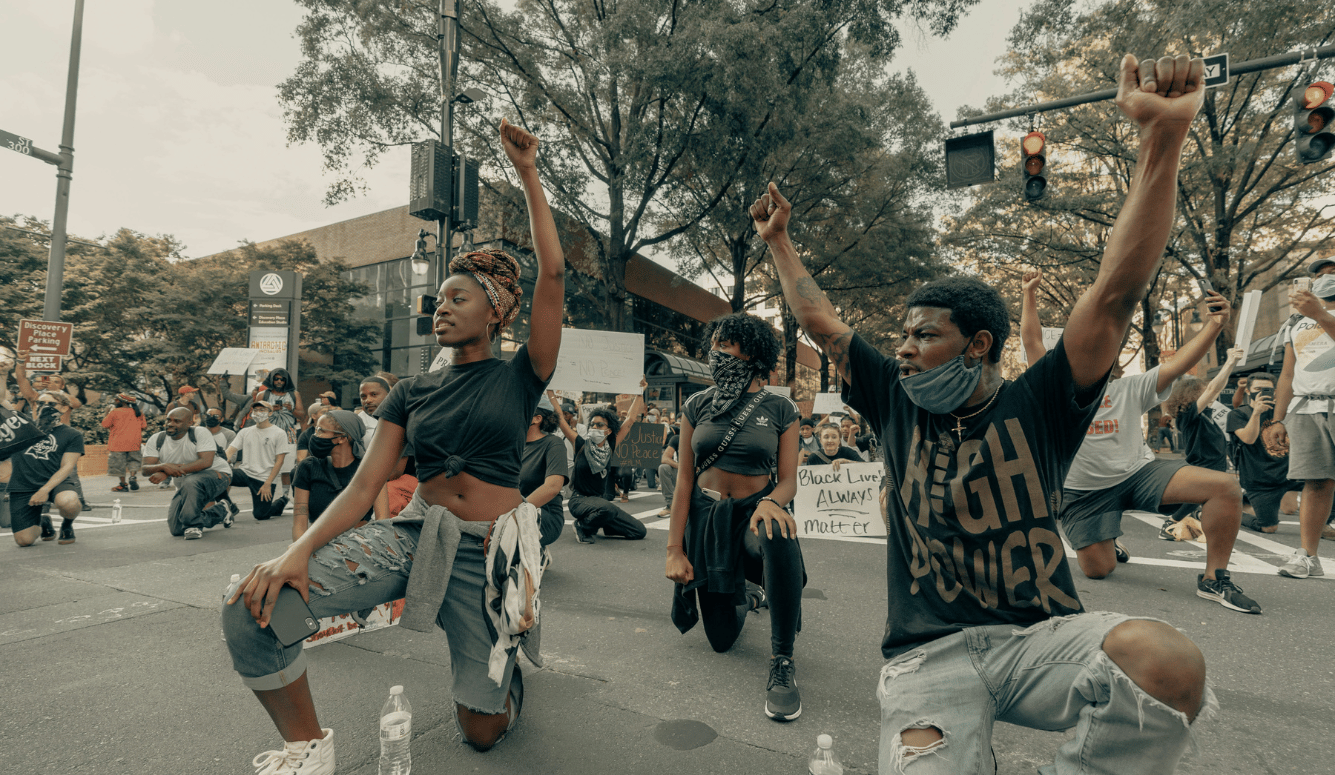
18;319;74;357
1203;54;1230;88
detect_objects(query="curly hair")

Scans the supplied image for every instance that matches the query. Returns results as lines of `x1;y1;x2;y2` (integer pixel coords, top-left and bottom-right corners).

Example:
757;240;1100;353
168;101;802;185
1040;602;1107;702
703;312;781;375
1163;377;1206;418
449;249;524;332
534;406;560;434
905;277;1011;363
588;406;622;447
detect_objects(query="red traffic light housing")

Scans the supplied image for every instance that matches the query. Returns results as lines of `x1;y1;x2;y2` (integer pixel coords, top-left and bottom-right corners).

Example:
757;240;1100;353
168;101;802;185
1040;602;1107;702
1020;131;1047;201
1295;81;1335;165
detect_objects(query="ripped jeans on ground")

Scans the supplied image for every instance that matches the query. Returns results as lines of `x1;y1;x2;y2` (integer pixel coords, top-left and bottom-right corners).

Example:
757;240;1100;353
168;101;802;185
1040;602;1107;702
875;611;1217;775
221;519;519;715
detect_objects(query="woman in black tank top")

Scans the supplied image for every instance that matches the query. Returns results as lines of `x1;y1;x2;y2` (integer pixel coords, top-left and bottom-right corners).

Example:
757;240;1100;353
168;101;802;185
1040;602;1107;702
665;313;805;722
223;120;564;765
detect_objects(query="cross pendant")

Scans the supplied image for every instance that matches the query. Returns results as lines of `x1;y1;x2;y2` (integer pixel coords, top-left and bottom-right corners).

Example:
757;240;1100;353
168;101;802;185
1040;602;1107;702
953;417;966;441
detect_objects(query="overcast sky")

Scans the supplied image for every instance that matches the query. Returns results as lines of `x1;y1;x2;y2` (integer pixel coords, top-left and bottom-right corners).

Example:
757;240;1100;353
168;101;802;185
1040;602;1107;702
0;0;1031;260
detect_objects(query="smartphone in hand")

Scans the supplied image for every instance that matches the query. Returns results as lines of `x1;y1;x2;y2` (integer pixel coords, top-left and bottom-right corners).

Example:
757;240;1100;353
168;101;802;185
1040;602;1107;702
268;586;320;647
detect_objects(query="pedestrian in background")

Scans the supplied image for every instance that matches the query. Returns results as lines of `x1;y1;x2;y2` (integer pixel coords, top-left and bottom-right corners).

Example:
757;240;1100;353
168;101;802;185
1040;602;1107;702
102;393;147;492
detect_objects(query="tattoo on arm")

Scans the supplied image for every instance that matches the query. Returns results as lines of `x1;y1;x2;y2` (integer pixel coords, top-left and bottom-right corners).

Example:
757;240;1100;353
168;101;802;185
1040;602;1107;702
813;329;854;383
794;277;836;314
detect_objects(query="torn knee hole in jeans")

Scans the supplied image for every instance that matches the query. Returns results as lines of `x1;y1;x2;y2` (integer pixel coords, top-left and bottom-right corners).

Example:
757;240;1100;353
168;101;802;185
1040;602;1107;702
894;723;947;771
308;527;413;595
877;650;926;699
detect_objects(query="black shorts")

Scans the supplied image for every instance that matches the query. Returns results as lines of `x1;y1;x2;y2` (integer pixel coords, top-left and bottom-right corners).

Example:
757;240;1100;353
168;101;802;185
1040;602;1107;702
7;479;79;533
1059;459;1186;549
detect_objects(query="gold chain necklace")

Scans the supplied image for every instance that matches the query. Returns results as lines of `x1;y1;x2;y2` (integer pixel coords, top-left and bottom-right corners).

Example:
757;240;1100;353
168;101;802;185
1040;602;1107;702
948;380;1003;441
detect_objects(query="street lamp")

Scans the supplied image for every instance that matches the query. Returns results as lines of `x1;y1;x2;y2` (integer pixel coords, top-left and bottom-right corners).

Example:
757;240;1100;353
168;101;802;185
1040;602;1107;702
411;228;436;275
452;87;486;105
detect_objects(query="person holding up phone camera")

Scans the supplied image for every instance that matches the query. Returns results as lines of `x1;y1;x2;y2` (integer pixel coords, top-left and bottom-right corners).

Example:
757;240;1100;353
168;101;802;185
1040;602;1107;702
666;313;805;723
1263;257;1335;579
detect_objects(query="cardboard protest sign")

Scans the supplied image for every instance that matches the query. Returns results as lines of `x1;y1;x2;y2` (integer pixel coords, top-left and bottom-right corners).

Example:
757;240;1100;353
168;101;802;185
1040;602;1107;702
811;391;845;416
1042;327;1063;350
304;599;405;649
764;385;792;398
207;348;261;376
612;421;667;467
1234;289;1263;347
793;462;886;538
548;328;644;393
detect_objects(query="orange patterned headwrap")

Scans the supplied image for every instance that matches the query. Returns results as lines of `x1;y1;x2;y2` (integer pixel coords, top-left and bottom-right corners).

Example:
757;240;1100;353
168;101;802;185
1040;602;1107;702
448;249;524;331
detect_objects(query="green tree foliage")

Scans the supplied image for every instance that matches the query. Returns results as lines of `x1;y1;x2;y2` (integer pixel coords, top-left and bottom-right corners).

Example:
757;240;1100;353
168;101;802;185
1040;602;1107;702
277;0;977;331
1;222;378;409
945;0;1335;366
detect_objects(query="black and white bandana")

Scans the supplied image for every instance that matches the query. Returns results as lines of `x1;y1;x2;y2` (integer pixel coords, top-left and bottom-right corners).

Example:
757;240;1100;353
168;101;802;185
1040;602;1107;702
702;350;763;423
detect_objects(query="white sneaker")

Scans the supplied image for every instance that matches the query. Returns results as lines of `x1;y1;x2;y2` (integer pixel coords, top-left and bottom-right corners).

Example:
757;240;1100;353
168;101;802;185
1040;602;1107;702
1279;549;1314;579
252;728;335;774
183;527;203;540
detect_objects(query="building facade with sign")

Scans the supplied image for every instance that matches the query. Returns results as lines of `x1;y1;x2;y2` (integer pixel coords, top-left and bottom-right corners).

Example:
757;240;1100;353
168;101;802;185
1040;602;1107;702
205;188;823;405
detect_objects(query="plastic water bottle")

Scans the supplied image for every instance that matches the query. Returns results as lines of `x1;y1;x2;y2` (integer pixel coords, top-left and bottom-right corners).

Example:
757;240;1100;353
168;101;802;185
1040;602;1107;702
379;685;412;775
111;499;123;524
808;734;842;775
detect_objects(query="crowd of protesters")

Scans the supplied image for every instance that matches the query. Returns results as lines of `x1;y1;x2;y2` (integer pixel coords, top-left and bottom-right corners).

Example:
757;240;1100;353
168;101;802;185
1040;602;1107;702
2;60;1334;775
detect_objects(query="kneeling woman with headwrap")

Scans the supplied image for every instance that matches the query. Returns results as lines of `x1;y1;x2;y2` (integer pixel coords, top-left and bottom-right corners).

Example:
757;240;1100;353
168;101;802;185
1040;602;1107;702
291;410;372;542
223;119;563;771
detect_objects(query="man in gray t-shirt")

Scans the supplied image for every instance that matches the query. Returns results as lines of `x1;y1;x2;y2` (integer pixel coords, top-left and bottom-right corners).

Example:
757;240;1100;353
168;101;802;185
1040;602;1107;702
1052;293;1257;614
142;408;234;539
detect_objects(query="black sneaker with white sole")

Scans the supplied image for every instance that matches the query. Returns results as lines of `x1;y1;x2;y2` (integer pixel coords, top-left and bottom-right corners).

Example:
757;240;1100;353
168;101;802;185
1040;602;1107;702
1114;540;1130;563
765;656;801;721
572;520;595;544
1158;518;1178;540
40;513;56;541
1196;570;1261;614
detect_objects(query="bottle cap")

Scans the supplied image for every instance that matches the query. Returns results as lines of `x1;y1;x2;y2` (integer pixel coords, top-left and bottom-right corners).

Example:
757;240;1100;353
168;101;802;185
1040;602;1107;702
817;734;832;749
390;685;404;695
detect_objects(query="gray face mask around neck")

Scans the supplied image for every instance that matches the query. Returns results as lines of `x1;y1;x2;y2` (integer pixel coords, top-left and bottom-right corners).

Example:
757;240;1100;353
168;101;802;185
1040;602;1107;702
899;350;983;415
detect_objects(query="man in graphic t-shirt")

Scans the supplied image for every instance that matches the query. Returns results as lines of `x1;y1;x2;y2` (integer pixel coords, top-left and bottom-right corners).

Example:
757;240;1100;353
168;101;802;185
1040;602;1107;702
764;55;1215;774
142;407;234;539
6;392;84;546
1264;257;1335;578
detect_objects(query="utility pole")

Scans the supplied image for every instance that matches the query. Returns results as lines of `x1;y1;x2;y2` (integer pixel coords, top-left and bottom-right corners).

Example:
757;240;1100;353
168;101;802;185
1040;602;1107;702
437;0;460;289
43;0;86;322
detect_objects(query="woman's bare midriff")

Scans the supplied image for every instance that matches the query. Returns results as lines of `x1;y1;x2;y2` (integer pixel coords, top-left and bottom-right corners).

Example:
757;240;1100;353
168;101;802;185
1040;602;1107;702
697;468;770;501
418;469;524;521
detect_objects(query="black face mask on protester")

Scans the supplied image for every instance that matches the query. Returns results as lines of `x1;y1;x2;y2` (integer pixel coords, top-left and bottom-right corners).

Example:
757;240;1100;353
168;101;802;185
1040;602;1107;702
36;404;61;432
205;416;221;428
308;435;338;458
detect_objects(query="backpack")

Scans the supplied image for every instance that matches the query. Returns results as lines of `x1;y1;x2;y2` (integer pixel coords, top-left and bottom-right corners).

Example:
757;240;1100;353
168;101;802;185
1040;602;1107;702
153;427;227;457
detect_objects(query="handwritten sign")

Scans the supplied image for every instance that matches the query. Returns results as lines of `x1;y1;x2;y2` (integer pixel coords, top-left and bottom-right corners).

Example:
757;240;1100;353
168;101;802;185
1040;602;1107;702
207;348;261;376
428;348;451;373
548;328;644;394
763;385;792;398
1042;327;1063;350
811;391;845;416
793;462;886;538
613;421;666;467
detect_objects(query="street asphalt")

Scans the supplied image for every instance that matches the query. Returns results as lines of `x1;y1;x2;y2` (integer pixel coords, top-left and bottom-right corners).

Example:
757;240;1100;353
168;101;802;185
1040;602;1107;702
2;468;1332;774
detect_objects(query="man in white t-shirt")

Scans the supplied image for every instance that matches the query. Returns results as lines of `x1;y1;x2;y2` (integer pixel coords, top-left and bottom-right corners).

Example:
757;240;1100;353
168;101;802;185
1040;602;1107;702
225;400;293;521
141;407;234;540
1264;257;1335;579
1057;293;1257;613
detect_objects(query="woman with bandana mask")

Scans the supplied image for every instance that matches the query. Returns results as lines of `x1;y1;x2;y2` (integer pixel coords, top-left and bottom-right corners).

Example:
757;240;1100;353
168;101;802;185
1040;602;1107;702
553;384;650;544
666;313;804;722
6;391;84;546
223;119;563;767
291;410;371;542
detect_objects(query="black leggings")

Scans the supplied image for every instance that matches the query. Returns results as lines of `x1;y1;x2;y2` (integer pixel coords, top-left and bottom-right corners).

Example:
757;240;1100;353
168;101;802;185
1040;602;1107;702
698;527;802;658
235;470;287;520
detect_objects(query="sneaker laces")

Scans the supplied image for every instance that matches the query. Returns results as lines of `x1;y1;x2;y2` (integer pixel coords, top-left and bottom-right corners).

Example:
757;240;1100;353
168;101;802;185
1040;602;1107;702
1212;574;1245;595
768;656;795;690
252;740;312;775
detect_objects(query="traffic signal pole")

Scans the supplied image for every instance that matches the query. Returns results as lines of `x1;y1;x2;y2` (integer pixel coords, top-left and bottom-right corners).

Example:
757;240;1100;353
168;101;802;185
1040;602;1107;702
437;0;459;290
42;0;86;323
949;44;1335;129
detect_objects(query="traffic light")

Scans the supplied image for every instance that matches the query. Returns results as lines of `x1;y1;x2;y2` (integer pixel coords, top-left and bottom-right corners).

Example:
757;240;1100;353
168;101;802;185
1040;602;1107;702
1294;81;1335;165
1020;131;1047;201
415;294;437;336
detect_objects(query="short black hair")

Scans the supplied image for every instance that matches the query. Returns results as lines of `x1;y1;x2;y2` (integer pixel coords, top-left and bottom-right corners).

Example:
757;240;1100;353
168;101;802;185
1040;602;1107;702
703;312;780;374
904;277;1010;363
1247;372;1275;385
588;407;622;446
800;417;815;427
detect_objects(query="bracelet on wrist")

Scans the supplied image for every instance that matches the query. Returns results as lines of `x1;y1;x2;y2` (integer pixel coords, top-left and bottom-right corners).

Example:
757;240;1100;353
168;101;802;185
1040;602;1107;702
759;496;784;509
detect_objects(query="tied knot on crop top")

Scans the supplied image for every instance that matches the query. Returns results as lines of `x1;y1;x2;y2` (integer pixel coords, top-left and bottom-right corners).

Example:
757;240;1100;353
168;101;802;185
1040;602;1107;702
374;343;550;488
684;388;798;476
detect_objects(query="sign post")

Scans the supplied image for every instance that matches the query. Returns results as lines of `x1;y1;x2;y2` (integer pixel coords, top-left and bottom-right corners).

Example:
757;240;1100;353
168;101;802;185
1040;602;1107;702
247;271;302;387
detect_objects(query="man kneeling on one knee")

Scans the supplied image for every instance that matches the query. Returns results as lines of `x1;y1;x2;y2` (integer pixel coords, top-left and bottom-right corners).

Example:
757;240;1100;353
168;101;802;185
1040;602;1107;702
142;408;234;540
